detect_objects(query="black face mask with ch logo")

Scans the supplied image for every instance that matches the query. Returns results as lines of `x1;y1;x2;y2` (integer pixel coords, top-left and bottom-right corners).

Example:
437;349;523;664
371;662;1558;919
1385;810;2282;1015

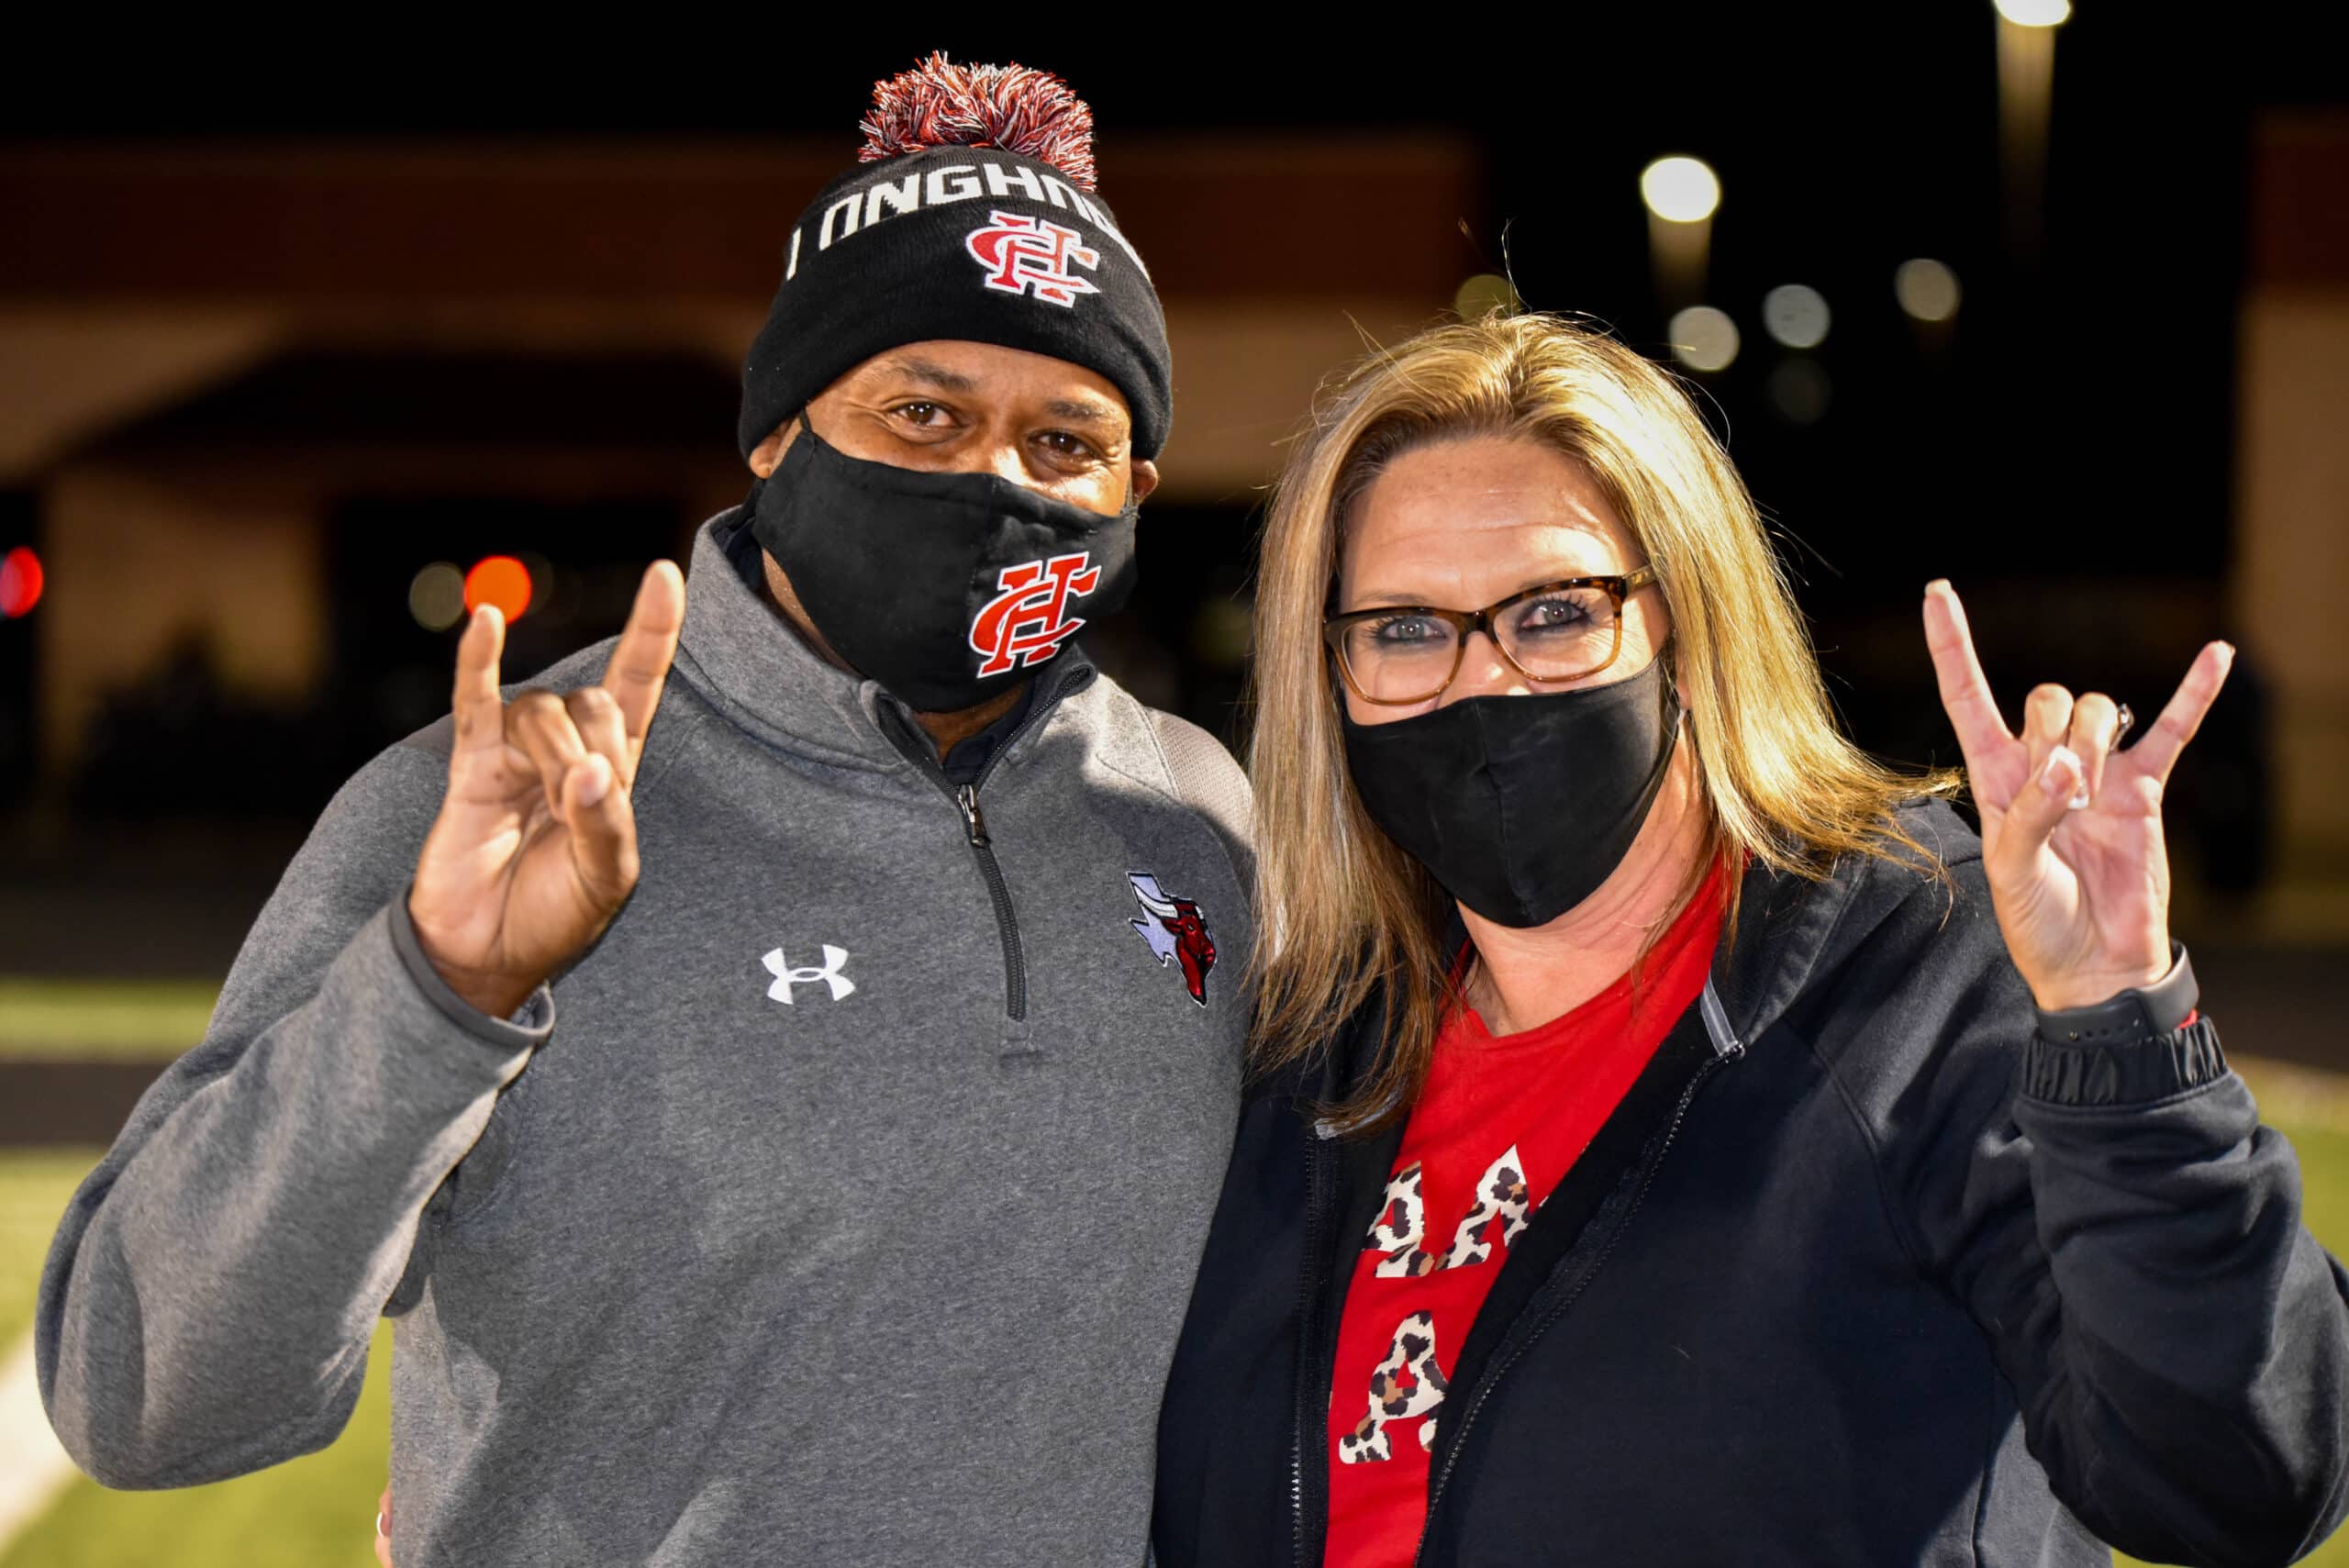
1341;654;1683;929
748;423;1138;714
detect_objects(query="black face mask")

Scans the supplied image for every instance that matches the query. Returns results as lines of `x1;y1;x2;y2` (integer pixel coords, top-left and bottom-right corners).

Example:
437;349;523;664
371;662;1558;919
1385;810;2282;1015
1341;655;1682;929
749;424;1138;713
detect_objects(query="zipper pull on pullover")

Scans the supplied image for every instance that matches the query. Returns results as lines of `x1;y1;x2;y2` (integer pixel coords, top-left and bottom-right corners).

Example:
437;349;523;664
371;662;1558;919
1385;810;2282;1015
957;784;990;846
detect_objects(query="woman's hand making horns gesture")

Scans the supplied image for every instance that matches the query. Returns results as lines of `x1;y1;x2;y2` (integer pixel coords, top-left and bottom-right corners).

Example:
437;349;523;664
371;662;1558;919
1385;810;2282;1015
407;562;687;1019
1922;579;2234;1013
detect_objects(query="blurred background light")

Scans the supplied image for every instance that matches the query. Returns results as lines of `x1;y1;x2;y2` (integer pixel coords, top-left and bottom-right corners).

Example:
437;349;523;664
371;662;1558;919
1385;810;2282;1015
1767;359;1834;424
1762;284;1832;349
517;551;557;617
462;555;534;622
1187;595;1253;668
0;547;44;620
1666;306;1740;373
407;562;465;631
1895;258;1965;321
1453;272;1522;320
1640;156;1721;223
1996;0;2064;261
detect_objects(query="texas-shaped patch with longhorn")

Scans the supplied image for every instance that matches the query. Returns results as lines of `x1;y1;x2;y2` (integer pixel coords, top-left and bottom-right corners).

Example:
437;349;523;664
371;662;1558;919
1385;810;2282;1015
1126;873;1217;1006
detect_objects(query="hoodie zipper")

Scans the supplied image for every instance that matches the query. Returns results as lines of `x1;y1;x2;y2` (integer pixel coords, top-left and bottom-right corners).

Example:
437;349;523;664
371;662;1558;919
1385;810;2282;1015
953;782;1026;1019
1292;1129;1331;1568
1406;1052;1731;1567
882;669;1084;1021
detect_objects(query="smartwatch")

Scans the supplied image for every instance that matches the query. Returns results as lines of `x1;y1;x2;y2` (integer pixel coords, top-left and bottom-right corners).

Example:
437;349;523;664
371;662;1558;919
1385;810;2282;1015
2033;942;2198;1046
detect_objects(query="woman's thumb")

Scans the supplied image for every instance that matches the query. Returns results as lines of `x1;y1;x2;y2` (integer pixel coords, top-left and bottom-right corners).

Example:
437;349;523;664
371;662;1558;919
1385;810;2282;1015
1994;745;2081;881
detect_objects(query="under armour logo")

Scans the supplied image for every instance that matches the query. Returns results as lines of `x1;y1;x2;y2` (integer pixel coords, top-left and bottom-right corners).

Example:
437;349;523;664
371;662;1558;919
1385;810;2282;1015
964;210;1101;307
762;944;855;1005
969;551;1101;677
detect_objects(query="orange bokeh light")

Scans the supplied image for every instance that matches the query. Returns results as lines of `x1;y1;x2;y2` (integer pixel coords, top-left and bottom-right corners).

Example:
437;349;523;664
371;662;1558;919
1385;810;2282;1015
462;555;533;621
0;546;43;619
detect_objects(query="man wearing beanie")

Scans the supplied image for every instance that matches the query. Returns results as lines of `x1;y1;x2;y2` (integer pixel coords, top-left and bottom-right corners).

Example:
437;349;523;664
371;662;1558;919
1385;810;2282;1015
37;57;1251;1568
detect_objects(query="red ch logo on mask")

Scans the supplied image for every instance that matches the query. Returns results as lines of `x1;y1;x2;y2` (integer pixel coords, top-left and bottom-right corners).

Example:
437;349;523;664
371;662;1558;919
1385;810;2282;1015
965;211;1102;307
969;552;1102;676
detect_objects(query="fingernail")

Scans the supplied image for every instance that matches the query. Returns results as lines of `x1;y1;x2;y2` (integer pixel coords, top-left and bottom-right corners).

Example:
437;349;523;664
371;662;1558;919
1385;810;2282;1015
377;1507;389;1537
2042;745;2079;794
575;755;612;806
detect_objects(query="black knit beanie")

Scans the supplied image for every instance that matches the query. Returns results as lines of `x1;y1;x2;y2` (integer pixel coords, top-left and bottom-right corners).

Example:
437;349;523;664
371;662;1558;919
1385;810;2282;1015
737;56;1173;462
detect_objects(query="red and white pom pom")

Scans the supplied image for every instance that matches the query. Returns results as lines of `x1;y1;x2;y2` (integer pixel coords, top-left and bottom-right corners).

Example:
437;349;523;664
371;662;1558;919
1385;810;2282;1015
858;52;1098;192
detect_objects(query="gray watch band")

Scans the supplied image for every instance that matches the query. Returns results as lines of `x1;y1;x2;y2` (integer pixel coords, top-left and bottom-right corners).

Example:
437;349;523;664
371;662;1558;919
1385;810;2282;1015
2032;941;2198;1046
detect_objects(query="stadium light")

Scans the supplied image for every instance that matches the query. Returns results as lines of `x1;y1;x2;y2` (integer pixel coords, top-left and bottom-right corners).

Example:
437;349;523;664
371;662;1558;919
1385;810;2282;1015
1641;157;1721;224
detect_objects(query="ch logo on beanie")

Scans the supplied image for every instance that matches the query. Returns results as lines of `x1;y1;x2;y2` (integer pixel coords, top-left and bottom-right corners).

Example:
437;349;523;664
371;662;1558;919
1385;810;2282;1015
965;211;1101;308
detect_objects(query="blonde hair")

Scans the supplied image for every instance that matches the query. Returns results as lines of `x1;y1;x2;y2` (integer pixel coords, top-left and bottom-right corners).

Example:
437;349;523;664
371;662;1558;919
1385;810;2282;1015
1247;313;1957;1132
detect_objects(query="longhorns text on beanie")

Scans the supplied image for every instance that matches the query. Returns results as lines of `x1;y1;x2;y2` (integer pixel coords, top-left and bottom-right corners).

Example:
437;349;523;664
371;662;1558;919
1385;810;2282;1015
738;54;1174;461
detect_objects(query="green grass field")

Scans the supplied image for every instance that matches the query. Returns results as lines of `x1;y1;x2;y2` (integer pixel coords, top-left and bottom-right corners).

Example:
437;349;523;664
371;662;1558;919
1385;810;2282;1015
0;979;221;1062
0;1150;94;1352
0;1140;389;1568
2;1062;2346;1565
0;1312;393;1568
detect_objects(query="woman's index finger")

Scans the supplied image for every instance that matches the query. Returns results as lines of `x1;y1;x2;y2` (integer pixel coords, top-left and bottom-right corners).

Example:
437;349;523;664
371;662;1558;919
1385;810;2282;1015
1921;580;2013;766
600;561;686;743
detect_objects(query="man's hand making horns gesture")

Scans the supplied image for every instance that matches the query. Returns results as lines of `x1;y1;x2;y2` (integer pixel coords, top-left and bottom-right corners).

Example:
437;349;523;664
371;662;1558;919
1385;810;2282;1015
1922;579;2234;1014
407;562;687;1019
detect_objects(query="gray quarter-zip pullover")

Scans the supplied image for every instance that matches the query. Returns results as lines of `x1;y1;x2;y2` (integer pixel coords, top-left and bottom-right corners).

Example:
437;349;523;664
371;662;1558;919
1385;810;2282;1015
37;512;1252;1566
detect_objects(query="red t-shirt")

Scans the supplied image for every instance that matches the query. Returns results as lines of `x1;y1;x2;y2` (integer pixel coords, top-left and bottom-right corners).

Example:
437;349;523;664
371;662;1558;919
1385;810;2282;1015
1322;861;1727;1568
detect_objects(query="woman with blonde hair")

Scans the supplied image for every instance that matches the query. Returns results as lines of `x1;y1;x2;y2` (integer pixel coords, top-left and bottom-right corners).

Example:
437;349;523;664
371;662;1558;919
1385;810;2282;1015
1152;313;2348;1567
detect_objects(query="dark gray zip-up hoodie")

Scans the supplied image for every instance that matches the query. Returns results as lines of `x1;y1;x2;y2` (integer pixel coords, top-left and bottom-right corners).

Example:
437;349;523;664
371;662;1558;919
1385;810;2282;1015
38;513;1254;1566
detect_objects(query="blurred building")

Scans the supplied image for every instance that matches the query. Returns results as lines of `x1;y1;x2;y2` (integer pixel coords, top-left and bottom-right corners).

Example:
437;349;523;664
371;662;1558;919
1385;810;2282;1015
2235;112;2349;931
0;25;2343;962
0;135;1484;815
